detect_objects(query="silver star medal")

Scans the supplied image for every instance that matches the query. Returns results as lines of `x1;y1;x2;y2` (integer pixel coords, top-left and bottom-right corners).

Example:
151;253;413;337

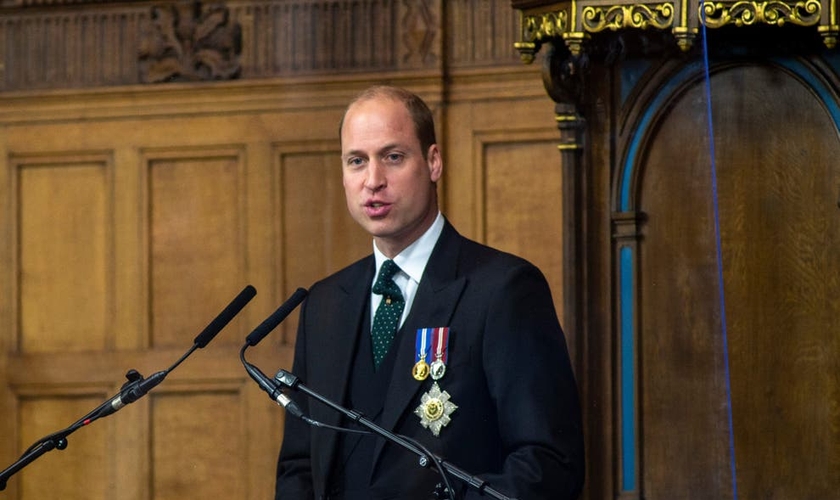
414;382;458;436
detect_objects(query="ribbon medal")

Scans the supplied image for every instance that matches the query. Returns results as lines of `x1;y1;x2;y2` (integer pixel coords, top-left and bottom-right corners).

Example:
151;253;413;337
413;327;450;381
429;327;449;380
412;328;432;381
414;327;456;436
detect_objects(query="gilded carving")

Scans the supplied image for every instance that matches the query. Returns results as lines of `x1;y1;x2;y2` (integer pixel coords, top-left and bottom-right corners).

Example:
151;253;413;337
516;10;570;62
138;1;242;83
700;0;821;27
818;25;840;48
515;0;838;59
582;3;675;32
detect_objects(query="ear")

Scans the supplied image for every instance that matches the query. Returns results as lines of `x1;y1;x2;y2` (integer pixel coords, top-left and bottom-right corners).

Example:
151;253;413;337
427;144;443;182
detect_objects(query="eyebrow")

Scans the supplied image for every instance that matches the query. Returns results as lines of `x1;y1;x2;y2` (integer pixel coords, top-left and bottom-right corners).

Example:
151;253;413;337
342;143;405;159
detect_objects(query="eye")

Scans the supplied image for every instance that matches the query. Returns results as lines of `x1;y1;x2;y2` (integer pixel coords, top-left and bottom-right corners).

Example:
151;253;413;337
345;157;365;168
384;152;404;164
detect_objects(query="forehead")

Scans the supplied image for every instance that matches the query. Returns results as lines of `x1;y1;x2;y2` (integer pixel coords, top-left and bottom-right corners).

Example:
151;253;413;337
341;97;416;147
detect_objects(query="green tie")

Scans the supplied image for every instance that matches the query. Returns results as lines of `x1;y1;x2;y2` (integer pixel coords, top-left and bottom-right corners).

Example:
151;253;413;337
371;260;405;369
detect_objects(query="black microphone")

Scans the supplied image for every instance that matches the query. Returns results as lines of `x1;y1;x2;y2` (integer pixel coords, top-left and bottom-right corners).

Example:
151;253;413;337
242;363;305;418
195;284;257;347
1;285;259;492
95;284;258;420
245;287;307;346
98;370;167;418
241;287;308;417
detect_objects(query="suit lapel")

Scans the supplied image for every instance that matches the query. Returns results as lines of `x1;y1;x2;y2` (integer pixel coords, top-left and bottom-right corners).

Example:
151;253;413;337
371;223;467;472
314;256;374;485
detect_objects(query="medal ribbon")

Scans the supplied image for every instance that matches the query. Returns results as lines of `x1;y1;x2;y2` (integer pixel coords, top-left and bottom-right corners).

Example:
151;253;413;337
415;328;433;363
431;327;449;364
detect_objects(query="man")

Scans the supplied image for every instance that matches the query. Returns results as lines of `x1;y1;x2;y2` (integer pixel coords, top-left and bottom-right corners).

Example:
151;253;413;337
275;85;585;499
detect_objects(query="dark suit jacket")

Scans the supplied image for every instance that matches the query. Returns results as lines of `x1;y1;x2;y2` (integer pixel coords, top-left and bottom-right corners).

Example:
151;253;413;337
276;220;585;500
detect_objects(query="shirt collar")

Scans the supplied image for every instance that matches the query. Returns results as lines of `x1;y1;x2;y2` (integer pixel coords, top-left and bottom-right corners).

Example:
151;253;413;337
373;212;444;283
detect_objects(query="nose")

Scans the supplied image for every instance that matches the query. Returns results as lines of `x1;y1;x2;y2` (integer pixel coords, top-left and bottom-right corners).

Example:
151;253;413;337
364;161;386;192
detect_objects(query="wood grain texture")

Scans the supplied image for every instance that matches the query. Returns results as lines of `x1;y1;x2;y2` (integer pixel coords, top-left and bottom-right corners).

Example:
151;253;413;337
637;62;840;499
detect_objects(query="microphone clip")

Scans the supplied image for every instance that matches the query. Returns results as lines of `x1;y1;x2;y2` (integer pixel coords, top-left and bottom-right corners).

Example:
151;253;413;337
121;369;143;389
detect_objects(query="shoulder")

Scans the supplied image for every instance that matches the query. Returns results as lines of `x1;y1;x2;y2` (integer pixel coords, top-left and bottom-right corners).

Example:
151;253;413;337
429;222;549;293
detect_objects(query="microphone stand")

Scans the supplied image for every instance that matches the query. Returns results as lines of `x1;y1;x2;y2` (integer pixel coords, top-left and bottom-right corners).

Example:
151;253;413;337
0;368;155;491
273;369;518;500
0;284;257;491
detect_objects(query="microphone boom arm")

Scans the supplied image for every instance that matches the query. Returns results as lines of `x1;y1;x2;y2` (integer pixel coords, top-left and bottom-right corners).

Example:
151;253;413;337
273;369;518;500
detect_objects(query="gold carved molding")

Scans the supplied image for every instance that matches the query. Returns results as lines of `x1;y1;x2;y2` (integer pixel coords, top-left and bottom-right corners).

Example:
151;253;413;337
582;3;675;32
513;0;839;61
701;0;821;28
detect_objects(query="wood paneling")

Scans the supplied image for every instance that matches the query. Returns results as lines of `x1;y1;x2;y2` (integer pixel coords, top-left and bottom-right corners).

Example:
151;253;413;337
18;395;109;499
277;145;369;344
147;151;245;348
484;136;565;322
636;62;840;499
151;390;245;499
0;2;562;498
0;0;520;91
16;157;111;354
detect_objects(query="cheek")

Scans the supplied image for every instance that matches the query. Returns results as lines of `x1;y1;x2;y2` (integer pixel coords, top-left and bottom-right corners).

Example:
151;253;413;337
342;173;358;192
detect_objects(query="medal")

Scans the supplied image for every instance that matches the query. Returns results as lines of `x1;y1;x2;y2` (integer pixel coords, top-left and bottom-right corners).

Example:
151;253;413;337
429;359;446;380
414;382;458;436
412;360;430;381
430;327;450;380
413;328;434;381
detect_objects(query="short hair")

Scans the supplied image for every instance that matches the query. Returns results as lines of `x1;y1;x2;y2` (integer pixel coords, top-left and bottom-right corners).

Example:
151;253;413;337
340;85;437;158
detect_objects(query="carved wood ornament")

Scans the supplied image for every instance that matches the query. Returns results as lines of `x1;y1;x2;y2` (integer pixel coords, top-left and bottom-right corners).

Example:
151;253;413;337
138;1;242;83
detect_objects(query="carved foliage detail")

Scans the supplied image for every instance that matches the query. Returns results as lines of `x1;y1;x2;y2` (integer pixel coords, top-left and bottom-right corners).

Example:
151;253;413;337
582;3;675;32
701;0;821;27
138;1;242;83
515;10;570;63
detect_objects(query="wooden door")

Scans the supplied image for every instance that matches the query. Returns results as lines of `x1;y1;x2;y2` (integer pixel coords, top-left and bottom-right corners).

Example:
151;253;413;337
618;57;840;499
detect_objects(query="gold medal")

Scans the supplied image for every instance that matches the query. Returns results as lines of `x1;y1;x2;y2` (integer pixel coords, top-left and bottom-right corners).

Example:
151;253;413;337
412;360;430;381
414;382;457;436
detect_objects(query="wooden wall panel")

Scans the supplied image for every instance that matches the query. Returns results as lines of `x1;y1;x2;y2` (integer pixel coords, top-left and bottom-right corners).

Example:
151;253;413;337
151;390;245;499
16;158;111;354
277;145;369;344
147;151;245;348
443;89;572;354
484;137;565;321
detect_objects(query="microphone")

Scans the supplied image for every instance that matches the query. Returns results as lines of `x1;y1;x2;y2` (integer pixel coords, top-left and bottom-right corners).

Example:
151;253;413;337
242;362;305;419
98;370;167;418
1;284;258;491
240;288;308;417
245;287;308;346
196;284;257;347
96;284;257;420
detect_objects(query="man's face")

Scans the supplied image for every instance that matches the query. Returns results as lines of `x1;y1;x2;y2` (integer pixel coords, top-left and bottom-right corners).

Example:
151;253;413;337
340;97;442;257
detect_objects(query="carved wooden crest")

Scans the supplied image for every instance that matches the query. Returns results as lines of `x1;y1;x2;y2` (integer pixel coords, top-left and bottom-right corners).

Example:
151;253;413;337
139;1;242;83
